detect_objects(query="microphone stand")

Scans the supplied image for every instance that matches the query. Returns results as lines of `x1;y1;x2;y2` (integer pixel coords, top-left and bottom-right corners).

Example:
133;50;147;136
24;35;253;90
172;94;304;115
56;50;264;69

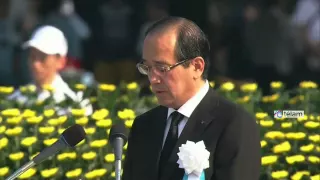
5;161;35;180
115;159;121;180
114;137;124;180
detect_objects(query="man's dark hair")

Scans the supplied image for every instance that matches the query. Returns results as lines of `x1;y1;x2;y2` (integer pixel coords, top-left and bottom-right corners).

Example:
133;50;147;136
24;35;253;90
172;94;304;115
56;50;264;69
145;16;210;80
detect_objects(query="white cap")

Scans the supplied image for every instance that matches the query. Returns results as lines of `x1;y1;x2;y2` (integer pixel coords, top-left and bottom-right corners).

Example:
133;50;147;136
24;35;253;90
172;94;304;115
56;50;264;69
23;25;68;56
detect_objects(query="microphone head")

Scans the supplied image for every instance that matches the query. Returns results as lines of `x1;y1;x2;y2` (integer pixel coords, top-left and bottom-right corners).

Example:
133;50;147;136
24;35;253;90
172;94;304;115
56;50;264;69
61;124;86;147
109;123;128;145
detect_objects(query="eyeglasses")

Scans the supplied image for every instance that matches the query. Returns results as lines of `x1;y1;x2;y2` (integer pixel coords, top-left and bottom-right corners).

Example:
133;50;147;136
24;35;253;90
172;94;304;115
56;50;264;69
136;59;192;75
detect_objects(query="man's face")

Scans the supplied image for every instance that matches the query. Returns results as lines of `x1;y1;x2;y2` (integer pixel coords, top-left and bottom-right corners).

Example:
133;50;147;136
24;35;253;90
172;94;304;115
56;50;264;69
142;31;195;109
28;48;64;85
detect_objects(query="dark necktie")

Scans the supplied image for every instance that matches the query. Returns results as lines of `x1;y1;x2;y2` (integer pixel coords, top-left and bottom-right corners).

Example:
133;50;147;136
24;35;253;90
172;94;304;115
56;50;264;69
158;111;184;176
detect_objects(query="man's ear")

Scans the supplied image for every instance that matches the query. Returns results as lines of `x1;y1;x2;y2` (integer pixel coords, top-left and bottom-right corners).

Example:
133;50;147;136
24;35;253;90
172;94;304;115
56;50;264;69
192;57;205;79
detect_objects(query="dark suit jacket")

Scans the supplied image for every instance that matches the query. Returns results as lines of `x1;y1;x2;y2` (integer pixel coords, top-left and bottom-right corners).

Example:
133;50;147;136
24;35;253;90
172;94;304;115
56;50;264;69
122;88;261;180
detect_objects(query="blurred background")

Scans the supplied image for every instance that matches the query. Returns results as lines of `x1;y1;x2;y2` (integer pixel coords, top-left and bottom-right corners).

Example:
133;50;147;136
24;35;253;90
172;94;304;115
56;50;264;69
0;0;319;95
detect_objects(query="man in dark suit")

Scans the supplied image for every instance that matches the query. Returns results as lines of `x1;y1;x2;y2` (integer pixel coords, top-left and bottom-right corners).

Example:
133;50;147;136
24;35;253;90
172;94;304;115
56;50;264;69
123;17;261;180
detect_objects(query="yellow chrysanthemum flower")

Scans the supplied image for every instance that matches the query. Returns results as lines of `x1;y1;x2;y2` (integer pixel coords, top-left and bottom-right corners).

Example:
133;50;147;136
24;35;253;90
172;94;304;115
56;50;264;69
65;168;82;178
309;115;316;120
19;86;27;93
99;84;116;92
255;112;268;119
48;116;67;126
44;109;55;117
240;83;258;93
300;144;315;152
270;81;283;89
261;155;278;166
96;119;112;128
43;138;58;147
90;139;107;148
5;126;23;136
21;109;36;118
82;151;97;160
260;120;274;127
21;136;37;147
75;84;86;90
260;140;267;148
0;167;9;177
105;154;115;163
92;109;109;120
57;152;77;161
220;82;235;91
281;122;292;128
58;128;66;134
309;134;320;143
286;155;305;164
84;127;96;135
71;108;86;117
26;116;43;124
125;119;134;128
236;96;251;103
209;81;215;88
273;141;291;154
304;121;320;129
0;86;14;94
106;128;111;135
18;168;36;179
75;117;89;126
39;126;55;135
261;93;280;103
85;169;107;179
48;118;60;126
6;116;23;125
42;84;55;92
0;126;6;134
299;81;318;89
1;108;20;117
271;170;288;179
291;171;310;180
76;139;85;147
118;109;136;120
123;142;128;150
127;82;138;90
41;167;59;178
297;115;308;122
26;85;36;92
308;156;320;164
58;116;67;124
0;137;9;149
265;131;285;140
286;132;306;140
311;174;320;180
9;152;24;161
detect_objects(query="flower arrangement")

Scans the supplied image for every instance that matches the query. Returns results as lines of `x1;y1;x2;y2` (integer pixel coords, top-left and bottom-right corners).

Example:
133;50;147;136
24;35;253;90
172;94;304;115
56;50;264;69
0;80;319;179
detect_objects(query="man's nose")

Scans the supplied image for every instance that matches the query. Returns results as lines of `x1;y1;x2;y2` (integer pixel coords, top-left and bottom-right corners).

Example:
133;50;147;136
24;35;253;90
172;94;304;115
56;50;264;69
148;71;161;84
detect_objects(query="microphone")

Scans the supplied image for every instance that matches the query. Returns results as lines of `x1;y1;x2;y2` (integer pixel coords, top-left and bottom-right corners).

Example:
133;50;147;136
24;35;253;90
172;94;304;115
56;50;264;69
5;124;86;180
109;123;128;180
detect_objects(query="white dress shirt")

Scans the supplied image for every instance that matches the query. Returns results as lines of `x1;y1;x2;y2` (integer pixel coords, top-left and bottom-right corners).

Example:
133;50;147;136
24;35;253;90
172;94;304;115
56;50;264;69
8;74;93;115
162;80;210;147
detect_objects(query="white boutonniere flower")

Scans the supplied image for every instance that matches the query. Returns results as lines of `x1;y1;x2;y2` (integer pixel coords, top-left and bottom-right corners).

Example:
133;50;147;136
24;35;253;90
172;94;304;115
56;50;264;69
177;140;210;180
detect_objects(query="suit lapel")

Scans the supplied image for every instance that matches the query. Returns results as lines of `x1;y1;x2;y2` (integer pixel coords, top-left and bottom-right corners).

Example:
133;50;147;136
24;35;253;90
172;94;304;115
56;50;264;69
160;89;220;180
